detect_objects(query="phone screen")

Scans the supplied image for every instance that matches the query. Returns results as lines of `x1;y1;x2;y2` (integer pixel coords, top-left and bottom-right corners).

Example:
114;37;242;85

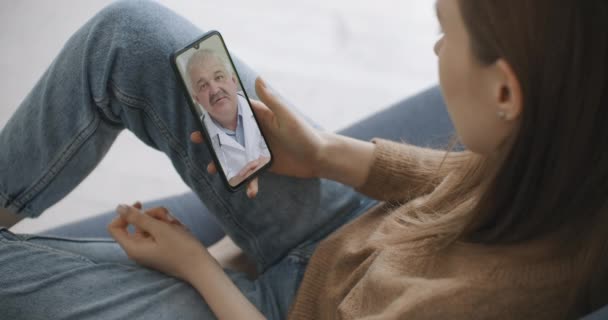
172;31;272;190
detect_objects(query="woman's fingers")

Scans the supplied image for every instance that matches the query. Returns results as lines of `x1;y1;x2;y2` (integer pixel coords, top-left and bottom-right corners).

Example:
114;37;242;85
132;201;149;238
207;162;217;174
190;131;204;144
237;161;257;178
108;205;164;261
255;77;290;120
144;207;173;222
247;177;259;199
129;202;185;227
144;207;186;229
112;205;169;259
117;205;164;236
107;214;129;243
189;132;218;174
108;214;145;257
250;99;275;129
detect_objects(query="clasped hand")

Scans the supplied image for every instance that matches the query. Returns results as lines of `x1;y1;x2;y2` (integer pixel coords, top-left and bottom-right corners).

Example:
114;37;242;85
107;202;207;282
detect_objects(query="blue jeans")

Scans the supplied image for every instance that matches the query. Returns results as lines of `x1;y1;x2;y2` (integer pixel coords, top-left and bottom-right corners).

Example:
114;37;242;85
0;1;453;319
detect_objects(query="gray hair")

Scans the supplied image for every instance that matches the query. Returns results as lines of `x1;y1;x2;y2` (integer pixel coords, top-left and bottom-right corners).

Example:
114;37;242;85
186;49;233;88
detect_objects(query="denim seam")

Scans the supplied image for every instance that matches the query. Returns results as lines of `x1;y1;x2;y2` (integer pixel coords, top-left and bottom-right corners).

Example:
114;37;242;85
1;239;95;264
92;95;123;126
107;81;266;266
18;234;117;243
9;116;101;217
0;191;28;218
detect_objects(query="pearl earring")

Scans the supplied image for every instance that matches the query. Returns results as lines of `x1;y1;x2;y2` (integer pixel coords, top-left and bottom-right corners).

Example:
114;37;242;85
498;110;508;120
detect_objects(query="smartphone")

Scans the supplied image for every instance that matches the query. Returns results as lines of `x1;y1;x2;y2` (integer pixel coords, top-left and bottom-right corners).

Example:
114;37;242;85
171;31;272;191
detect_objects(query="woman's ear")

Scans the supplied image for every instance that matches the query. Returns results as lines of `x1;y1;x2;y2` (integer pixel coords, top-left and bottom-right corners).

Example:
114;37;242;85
494;59;523;121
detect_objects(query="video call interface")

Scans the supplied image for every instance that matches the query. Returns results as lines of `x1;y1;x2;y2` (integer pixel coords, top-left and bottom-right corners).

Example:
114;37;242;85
176;34;270;187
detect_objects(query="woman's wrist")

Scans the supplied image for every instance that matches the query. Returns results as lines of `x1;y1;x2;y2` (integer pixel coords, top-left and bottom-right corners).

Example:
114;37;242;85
184;244;265;319
315;132;338;179
316;132;375;187
183;246;215;283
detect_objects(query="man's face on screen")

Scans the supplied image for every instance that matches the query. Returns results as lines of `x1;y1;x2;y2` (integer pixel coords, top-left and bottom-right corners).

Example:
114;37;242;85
189;56;239;127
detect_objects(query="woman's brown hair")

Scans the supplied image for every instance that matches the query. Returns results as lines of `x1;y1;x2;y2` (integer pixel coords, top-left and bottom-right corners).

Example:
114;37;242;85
458;0;608;316
382;0;608;317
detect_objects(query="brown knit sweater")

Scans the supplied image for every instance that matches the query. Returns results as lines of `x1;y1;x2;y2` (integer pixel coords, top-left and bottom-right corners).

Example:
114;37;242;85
288;139;574;319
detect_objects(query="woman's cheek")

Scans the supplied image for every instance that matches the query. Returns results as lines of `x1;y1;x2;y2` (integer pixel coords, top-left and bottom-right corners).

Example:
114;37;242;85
437;49;474;149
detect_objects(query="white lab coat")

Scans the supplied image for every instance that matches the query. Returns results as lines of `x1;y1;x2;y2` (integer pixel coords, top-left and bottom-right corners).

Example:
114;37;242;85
201;94;270;180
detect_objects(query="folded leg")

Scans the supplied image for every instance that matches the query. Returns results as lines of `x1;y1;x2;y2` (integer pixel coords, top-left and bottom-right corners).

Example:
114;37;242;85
0;0;364;273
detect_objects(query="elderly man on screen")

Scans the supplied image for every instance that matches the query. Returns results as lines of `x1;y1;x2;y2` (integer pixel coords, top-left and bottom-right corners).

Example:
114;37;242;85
187;49;270;186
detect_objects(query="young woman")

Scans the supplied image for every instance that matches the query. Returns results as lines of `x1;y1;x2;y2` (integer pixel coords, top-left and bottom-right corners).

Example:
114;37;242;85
1;0;606;319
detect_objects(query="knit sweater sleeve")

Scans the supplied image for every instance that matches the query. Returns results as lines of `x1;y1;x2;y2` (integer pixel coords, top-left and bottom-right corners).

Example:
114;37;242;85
355;138;466;202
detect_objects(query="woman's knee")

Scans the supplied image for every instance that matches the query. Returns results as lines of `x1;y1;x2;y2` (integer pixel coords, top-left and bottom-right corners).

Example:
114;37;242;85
93;0;200;51
88;0;203;85
95;0;165;31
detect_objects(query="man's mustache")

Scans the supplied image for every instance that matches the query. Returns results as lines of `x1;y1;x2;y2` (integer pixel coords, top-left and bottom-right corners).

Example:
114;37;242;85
210;89;229;105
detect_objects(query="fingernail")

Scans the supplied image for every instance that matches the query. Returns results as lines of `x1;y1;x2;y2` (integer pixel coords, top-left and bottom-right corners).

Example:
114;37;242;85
258;77;267;89
116;204;129;215
167;214;175;222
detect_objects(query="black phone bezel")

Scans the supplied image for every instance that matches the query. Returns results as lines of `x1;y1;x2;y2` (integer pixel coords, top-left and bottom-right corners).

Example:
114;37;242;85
170;30;273;192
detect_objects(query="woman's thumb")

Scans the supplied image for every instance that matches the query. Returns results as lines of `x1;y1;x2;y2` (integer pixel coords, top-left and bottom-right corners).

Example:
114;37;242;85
255;77;288;117
250;100;274;126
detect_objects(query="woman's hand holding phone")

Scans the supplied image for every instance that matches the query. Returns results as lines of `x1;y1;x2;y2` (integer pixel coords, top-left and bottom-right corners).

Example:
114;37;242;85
191;78;327;198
